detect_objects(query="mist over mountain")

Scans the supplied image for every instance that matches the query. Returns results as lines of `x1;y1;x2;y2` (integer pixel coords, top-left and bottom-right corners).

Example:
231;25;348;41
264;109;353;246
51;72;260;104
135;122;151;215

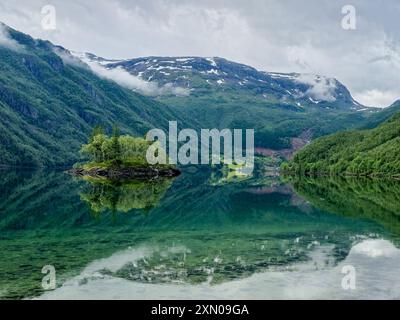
80;53;365;110
77;52;385;154
0;23;396;166
0;24;191;166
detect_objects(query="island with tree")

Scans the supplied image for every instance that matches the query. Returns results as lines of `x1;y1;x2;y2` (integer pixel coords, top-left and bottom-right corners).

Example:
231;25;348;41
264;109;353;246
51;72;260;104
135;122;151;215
69;125;180;180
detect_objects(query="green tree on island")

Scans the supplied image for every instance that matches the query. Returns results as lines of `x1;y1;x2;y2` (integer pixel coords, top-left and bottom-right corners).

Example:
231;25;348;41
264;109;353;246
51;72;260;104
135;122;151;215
79;125;153;168
72;125;178;179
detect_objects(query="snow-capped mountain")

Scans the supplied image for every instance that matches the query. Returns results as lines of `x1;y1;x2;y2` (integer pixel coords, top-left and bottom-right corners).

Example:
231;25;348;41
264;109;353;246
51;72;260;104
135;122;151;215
70;52;377;151
76;53;364;110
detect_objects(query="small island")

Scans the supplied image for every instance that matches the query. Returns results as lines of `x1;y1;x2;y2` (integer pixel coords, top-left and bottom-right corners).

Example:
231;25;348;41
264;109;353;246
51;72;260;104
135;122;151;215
68;125;180;180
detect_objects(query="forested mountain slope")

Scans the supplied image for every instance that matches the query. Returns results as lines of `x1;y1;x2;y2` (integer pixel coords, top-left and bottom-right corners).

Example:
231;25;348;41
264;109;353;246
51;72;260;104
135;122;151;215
0;24;190;167
1;23;396;167
283;107;400;177
79;53;377;150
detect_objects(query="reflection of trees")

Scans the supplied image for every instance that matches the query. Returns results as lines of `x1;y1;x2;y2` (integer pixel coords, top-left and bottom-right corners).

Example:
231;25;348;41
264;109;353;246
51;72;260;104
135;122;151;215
1;169;391;298
290;176;400;236
80;177;173;215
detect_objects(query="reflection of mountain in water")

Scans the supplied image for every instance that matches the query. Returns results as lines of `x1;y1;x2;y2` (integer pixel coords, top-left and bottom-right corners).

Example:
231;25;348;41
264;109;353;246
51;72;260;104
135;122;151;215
96;174;388;286
40;239;400;300
0;169;396;299
99;232;361;286
289;176;400;236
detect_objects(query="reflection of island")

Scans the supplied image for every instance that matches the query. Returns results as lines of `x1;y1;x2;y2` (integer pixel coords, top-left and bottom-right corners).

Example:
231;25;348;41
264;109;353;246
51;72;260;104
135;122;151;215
289;176;400;236
80;177;173;215
0;169;395;299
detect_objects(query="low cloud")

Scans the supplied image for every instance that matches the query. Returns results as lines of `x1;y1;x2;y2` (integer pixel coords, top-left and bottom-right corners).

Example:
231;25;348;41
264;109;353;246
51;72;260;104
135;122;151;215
0;23;23;51
53;47;87;68
295;74;337;102
0;1;399;107
79;56;190;97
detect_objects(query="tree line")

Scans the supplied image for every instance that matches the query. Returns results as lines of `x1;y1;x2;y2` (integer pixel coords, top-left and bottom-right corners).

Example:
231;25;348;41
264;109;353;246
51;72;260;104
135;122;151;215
80;125;151;166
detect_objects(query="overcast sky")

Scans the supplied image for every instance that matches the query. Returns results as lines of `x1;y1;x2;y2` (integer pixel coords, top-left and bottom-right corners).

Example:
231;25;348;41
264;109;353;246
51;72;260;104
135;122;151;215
0;0;399;107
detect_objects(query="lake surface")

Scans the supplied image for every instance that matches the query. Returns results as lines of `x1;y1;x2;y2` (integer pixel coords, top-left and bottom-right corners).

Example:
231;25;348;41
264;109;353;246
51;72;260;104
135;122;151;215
1;168;400;300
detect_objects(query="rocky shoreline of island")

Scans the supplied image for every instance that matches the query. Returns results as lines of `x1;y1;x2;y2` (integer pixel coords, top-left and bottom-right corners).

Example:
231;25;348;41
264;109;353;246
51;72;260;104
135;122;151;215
68;166;181;180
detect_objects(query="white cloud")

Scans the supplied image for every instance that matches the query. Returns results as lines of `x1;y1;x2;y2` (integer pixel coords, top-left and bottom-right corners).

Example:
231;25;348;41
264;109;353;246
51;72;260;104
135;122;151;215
353;90;400;108
0;23;23;51
52;47;86;67
90;64;157;95
0;0;399;106
76;54;190;97
295;74;337;102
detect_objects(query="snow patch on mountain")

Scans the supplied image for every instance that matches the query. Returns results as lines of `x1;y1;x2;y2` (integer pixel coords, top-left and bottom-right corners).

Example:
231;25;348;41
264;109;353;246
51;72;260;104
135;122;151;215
176;58;194;62
268;72;297;80
206;58;218;67
71;52;190;97
207;69;219;75
73;53;365;109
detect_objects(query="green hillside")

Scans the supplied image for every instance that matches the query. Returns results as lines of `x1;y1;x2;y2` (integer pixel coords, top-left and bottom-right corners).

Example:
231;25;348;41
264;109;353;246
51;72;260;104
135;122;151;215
1;24;398;167
283;106;400;177
96;55;376;150
0;25;190;167
362;100;400;129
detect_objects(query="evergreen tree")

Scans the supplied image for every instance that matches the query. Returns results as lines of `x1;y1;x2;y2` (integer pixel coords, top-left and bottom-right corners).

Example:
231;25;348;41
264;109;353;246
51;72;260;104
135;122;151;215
89;125;105;143
111;125;122;164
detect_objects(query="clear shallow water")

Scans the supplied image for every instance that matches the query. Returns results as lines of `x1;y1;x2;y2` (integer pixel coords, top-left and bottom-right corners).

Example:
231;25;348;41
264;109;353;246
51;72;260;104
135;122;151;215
1;168;400;299
38;240;400;300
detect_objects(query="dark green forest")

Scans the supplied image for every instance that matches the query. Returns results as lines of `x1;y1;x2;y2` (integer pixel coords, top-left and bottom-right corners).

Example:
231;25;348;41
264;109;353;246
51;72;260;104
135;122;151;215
289;176;400;235
1;24;400;168
0;26;192;167
283;102;400;177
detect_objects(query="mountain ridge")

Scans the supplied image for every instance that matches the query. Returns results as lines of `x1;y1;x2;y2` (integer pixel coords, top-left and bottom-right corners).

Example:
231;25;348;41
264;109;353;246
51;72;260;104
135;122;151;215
0;24;194;166
77;52;383;152
79;53;366;111
0;23;397;166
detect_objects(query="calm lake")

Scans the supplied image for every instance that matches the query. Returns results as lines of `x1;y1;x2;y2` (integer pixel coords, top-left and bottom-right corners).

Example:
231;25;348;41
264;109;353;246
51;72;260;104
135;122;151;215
1;167;400;300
